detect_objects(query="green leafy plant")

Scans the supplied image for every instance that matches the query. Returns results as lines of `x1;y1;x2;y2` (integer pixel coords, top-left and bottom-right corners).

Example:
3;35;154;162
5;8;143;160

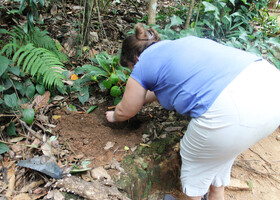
1;43;66;88
0;26;68;62
152;0;280;68
18;0;45;33
72;52;130;105
0;54;41;153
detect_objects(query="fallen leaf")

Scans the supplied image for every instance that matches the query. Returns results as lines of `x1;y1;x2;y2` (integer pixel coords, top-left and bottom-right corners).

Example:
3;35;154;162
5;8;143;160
17;156;63;179
71;74;78;80
140;143;151;148
9;137;24;143
53;96;64;101
124;146;129;151
41;143;53;158
32;91;50;110
52;115;61;120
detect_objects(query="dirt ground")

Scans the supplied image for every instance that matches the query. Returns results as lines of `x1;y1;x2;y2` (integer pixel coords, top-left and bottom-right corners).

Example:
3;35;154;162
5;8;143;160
226;128;280;200
53;104;148;168
53;102;280;200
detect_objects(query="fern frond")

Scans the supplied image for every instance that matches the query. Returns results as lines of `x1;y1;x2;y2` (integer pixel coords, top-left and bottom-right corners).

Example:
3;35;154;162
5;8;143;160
13;43;66;88
1;43;19;57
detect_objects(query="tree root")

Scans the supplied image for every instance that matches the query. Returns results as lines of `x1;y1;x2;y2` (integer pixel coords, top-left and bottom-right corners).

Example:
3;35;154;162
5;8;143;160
55;176;130;200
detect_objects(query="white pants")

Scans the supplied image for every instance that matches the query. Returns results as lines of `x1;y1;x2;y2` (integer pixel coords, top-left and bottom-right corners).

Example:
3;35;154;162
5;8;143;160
180;60;280;196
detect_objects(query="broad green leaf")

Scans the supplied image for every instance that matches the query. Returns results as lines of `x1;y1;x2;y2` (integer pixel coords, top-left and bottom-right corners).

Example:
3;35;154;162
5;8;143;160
116;70;127;82
67;104;77;111
0;143;10;154
4;93;18;108
23;108;35;125
0;85;5;93
78;87;89;105
0;55;10;77
8;66;20;76
102;80;112;89
202;2;218;12
170;15;184;27
86;105;97;114
0;99;3;104
0;29;9;34
36;84;45;95
110;86;121;97
229;0;235;6
114;96;122;105
266;37;280;49
110;73;119;84
26;83;36;99
7;122;17;136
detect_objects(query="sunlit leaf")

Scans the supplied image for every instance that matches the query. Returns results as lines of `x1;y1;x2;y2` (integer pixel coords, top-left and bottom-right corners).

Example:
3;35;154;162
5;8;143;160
169;15;184;27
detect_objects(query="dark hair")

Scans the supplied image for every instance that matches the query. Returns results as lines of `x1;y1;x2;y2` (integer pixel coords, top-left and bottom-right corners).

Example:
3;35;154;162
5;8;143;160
120;24;161;67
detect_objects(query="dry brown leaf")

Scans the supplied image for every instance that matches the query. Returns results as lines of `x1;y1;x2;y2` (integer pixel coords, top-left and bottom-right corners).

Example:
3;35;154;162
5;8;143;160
89;49;98;58
21;103;32;109
20;179;44;193
32;91;50;111
5;168;15;199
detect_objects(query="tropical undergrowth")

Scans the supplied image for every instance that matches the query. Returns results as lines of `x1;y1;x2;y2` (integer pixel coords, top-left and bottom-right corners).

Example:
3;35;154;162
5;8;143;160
151;0;280;69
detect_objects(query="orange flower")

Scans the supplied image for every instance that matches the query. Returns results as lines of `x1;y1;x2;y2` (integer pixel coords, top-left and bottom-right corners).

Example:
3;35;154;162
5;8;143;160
71;74;78;81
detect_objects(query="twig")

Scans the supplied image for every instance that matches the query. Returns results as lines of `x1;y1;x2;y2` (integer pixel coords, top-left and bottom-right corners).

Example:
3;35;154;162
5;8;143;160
0;114;17;117
18;119;43;140
107;106;116;109
0;140;40;149
249;148;271;166
61;138;78;158
234;161;280;185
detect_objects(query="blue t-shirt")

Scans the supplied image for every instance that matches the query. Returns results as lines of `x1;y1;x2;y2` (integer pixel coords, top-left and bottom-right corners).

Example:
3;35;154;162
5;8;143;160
130;36;261;118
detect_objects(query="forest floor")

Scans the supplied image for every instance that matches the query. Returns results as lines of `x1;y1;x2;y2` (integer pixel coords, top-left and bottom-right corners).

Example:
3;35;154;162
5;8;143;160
1;0;280;200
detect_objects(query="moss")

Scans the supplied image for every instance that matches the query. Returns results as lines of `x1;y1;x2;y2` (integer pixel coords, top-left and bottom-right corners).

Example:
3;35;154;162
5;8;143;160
140;134;180;156
62;191;85;200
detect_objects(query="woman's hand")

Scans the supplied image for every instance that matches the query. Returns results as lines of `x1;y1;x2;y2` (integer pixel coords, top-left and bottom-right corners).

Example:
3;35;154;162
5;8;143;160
106;77;147;123
106;111;116;123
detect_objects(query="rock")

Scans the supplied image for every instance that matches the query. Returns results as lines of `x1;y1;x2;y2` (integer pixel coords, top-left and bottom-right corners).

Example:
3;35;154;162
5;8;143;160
104;141;115;150
226;178;251;191
91;166;111;180
276;135;280;141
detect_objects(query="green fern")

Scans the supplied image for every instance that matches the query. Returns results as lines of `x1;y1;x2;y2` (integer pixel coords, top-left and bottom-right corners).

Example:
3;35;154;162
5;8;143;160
1;26;68;62
7;43;66;88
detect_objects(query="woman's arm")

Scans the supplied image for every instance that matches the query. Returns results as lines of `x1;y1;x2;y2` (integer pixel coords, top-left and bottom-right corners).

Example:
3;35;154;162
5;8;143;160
106;77;147;122
144;90;157;104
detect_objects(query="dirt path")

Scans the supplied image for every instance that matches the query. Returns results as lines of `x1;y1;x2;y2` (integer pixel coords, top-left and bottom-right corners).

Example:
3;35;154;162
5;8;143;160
225;128;280;200
53;103;280;200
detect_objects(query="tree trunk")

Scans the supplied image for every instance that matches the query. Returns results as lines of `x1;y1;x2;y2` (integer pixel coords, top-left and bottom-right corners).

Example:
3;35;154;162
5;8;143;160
81;0;94;46
184;0;195;30
148;0;157;25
